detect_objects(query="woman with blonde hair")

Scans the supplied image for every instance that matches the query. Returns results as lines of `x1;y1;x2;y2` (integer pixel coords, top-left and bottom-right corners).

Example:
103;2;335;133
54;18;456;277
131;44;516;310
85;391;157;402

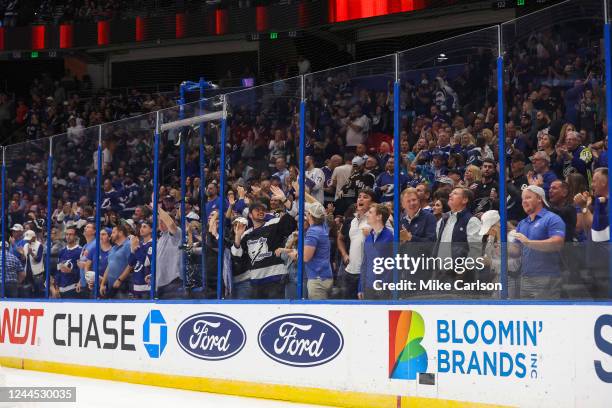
463;164;481;189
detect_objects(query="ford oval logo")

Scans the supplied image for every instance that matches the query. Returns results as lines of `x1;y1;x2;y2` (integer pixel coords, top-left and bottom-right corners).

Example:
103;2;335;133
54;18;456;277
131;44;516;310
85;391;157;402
258;314;344;367
176;313;246;361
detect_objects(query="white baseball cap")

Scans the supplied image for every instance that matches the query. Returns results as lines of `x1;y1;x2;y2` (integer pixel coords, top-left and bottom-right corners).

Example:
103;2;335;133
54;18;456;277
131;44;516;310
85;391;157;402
352;156;366;167
11;224;24;232
24;230;36;240
306;202;326;219
479;210;500;236
522;185;549;207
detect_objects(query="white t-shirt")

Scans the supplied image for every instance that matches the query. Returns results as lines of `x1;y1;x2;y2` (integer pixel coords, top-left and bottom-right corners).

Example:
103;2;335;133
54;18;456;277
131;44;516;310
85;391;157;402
346;214;370;275
346;115;368;147
331;164;352;200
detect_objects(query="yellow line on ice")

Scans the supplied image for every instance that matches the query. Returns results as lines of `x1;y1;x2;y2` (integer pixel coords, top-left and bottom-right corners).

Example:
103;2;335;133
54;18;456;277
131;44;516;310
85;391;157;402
0;356;512;408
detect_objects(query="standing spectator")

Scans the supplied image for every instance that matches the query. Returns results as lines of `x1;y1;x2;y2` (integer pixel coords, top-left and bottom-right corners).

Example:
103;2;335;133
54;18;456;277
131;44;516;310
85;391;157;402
125;221;152;299
399;187;437;245
232;188;296;299
330;153;354;215
1;242;22;297
512;185;565;299
155;206;184;299
337;189;376;299
304;155;325;204
434;187;482;282
574;167;609;297
527;151;558;197
78;222;96;296
100;223;132;299
23;229;44;297
301;202;333;300
548;180;577;242
9;224;25;265
358;203;394;300
52;226;82;299
553;130;593;182
343;106;368;149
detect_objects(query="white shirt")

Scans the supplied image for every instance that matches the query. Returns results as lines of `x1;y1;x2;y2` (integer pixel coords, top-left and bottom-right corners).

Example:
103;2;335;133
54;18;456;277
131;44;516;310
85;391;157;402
346;214;371;275
331;164;352;200
346;115;368;147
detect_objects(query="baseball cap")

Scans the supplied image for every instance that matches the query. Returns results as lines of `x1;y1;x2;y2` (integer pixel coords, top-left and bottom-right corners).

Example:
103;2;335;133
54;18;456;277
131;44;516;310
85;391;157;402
306;202;326;219
249;201;268;212
352;156;366;167
522;185;549;207
233;217;248;226
24;230;36;240
479;210;500;236
11;224;24;232
186;211;200;222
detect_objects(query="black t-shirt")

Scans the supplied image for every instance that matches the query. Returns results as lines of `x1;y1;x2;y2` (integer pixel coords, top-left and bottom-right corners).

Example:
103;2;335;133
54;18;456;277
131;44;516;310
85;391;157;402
551;204;576;242
471;179;499;214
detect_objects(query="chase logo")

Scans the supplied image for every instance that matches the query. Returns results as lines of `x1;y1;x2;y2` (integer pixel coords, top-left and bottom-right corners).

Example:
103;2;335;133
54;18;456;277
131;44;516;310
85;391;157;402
594;314;612;383
258;314;343;367
143;310;167;358
389;310;428;379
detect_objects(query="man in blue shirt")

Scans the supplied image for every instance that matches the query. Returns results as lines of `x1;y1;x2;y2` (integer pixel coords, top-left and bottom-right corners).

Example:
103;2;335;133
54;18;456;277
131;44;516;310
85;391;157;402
513;185;565;299
302;202;333;300
100;223;132;299
359;203;394;300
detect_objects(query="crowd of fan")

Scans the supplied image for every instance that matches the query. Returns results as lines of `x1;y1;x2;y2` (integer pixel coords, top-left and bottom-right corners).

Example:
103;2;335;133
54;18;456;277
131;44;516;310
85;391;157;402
1;22;610;300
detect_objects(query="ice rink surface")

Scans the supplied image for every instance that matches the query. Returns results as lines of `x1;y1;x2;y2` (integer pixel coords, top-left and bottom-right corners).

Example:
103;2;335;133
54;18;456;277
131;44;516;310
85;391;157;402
0;367;327;408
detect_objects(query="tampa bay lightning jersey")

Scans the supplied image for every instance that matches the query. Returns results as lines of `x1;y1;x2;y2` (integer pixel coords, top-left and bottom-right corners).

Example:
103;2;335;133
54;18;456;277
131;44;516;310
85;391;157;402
128;240;152;292
56;245;82;289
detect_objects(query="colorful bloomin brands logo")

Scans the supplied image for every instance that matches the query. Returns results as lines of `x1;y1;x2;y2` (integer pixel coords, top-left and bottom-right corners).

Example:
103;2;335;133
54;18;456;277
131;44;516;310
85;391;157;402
389;310;428;380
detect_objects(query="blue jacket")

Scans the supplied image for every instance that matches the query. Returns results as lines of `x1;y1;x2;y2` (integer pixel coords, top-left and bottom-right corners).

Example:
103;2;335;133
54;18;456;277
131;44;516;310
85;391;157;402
359;227;394;292
400;210;437;243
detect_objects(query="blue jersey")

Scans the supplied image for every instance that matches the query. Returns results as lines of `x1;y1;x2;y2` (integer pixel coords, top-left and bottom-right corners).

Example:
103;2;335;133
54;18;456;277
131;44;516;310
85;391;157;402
101;188;124;213
128;240;152;293
122;182;140;208
375;171;408;202
56;244;82;290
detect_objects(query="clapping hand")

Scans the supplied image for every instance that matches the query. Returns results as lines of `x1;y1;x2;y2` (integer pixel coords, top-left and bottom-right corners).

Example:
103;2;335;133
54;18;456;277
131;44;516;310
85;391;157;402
573;191;592;209
270;185;286;202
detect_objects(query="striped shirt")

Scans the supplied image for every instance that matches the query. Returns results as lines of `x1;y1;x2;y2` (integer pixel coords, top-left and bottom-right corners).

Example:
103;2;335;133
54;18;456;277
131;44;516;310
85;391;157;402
0;251;23;283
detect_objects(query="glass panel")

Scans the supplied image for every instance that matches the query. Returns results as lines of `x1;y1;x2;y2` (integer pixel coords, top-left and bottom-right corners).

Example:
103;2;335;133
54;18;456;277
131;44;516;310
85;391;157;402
3;137;50;299
305;55;396;300
98;113;156;300
397;27;500;300
52;128;99;299
225;78;302;300
158;98;222;300
502;0;608;299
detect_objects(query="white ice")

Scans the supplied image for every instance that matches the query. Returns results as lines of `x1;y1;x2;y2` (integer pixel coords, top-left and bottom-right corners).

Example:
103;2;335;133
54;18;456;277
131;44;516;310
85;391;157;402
0;366;327;408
